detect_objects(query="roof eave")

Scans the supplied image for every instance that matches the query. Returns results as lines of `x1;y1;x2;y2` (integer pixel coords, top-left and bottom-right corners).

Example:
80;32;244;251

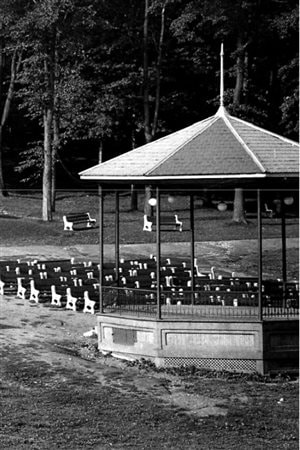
80;173;267;182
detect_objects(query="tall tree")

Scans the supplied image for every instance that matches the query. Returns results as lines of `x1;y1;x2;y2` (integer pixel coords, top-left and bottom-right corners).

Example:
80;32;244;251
143;0;169;215
18;0;96;220
171;0;298;222
0;0;25;196
0;0;297;205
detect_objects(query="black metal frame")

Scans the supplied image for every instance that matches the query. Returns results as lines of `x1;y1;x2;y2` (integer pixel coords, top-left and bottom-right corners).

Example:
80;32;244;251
97;186;297;321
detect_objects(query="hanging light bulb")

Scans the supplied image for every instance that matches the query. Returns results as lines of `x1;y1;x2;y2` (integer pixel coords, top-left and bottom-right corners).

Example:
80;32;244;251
217;202;227;212
284;196;294;206
167;195;175;204
148;197;157;207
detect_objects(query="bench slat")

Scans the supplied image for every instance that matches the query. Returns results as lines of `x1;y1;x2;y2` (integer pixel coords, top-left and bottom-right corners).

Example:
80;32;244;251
143;214;183;232
63;212;96;231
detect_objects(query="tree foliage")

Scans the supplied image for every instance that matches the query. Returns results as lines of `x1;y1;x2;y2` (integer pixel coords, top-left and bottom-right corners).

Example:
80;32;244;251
0;0;297;215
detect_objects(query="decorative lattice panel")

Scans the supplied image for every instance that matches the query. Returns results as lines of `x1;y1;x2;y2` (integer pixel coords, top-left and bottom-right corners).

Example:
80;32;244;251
161;357;257;373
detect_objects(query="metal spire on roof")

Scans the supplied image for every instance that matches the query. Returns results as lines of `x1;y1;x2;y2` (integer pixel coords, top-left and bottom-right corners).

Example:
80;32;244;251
216;42;226;117
220;42;224;107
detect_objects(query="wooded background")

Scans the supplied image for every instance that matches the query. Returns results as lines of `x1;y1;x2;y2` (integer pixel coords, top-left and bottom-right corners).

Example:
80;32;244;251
0;0;298;219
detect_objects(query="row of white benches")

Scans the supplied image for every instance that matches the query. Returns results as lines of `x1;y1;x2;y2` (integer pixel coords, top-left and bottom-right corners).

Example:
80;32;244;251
1;257;298;313
62;211;184;232
62;203;276;233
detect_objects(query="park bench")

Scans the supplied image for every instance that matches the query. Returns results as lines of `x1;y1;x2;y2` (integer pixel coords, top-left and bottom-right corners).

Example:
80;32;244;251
63;212;96;231
264;203;274;218
65;285;98;311
143;214;183;232
0;271;23;295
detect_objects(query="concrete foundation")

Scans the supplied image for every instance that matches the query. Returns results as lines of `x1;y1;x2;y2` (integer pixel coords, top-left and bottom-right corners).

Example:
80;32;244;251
96;315;299;375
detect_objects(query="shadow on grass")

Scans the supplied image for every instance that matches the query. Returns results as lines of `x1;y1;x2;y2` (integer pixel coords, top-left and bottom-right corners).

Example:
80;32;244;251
69;226;99;232
55;192;99;201
9;192;42;200
0;214;20;219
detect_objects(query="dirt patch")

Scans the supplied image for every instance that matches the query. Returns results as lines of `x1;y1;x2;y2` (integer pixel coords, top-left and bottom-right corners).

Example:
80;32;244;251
0;291;298;449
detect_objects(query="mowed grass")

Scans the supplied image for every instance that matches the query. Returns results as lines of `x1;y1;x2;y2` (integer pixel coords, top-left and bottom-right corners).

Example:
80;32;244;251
0;190;298;246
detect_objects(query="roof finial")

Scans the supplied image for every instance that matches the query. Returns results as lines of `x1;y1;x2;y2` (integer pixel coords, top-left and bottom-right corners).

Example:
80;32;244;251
220;42;224;107
216;42;226;117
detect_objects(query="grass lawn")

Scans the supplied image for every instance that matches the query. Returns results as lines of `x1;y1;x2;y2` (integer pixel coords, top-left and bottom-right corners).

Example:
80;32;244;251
0;190;298;246
0;190;298;278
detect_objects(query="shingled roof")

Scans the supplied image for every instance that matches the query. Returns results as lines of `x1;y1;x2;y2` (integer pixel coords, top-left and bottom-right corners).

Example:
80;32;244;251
80;107;299;185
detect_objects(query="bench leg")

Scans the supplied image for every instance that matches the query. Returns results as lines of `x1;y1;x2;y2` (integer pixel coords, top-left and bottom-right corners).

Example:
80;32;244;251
83;291;96;314
17;278;26;300
63;218;74;231
51;286;63;307
143;223;152;232
66;288;77;311
29;280;40;303
0;280;4;295
143;215;153;232
51;295;62;307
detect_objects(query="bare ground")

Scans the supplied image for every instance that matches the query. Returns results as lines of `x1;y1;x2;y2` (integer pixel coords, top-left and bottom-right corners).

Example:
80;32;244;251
0;290;298;449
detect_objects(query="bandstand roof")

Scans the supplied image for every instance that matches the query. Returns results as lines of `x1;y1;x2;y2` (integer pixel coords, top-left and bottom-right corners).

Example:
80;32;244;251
80;106;299;187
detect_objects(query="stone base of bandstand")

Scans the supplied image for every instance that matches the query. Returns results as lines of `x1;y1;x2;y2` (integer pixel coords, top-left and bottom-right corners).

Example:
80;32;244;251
96;315;299;375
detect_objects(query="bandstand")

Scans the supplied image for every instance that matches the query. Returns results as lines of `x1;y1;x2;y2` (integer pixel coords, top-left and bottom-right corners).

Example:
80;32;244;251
80;104;299;375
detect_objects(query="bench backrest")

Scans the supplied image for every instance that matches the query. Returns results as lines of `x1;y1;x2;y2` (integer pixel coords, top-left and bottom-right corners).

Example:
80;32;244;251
66;213;90;221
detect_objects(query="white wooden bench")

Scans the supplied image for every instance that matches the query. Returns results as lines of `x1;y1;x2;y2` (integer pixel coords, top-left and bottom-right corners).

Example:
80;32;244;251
63;212;96;231
264;203;274;218
143;214;183;232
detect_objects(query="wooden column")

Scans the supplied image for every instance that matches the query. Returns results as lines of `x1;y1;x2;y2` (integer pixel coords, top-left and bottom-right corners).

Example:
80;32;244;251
115;190;120;286
156;186;161;320
257;189;263;321
190;193;195;304
98;185;104;313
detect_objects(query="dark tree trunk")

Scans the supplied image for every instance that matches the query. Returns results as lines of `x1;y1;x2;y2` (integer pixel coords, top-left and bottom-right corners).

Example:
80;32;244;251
42;108;53;221
42;34;55;221
233;188;247;224
142;1;168;216
0;128;7;197
51;46;60;212
232;35;248;224
130;185;138;211
130;128;138;211
98;140;103;163
144;184;153;217
143;0;153;214
0;28;6;196
233;35;245;107
143;0;151;143
152;0;167;138
0;48;20;197
51;114;59;212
